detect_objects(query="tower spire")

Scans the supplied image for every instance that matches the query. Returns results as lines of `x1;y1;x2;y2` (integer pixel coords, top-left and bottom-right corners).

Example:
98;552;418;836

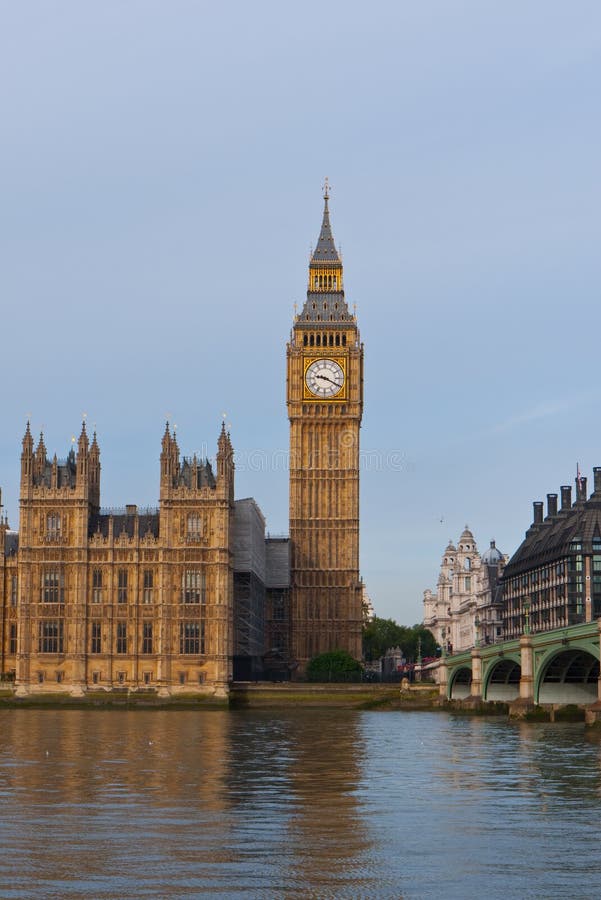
299;183;348;318
311;179;340;264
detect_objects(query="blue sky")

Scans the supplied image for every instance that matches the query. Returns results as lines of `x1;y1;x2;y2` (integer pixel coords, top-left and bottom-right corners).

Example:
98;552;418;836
1;1;600;623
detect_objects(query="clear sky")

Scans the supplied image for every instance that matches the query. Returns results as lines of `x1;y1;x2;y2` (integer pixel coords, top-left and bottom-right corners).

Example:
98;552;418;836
1;1;600;624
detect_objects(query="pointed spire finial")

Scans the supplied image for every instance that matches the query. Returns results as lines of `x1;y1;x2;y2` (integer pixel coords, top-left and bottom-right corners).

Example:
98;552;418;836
322;176;330;201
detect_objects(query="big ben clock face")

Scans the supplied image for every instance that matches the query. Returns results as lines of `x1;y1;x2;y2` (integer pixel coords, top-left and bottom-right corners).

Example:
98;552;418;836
305;358;345;398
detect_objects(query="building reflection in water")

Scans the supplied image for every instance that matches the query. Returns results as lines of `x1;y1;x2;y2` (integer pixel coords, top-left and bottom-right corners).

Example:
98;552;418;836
0;708;373;896
222;709;373;893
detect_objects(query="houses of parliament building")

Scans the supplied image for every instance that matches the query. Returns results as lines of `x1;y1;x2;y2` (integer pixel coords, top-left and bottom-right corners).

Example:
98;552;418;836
0;189;364;696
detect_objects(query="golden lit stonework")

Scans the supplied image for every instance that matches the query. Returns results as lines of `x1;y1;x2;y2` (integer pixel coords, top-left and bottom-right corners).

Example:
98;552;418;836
287;187;364;671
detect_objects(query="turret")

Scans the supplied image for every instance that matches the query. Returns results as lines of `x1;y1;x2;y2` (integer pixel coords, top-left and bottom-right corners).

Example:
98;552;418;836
160;422;176;489
88;431;100;509
76;420;89;485
20;422;33;486
33;432;47;482
216;421;234;502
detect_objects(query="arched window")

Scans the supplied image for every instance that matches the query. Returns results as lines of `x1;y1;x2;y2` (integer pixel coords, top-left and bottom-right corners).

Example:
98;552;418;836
303;334;308;346
316;334;321;346
310;334;314;346
46;513;61;540
187;513;202;541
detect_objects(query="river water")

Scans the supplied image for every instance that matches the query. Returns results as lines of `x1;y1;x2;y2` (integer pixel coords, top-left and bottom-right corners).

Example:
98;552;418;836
0;709;600;899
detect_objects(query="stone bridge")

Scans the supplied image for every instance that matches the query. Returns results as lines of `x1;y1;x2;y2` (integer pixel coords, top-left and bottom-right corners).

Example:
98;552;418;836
440;620;601;718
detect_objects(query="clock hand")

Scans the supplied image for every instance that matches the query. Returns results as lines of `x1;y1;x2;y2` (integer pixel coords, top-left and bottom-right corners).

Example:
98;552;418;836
317;374;341;387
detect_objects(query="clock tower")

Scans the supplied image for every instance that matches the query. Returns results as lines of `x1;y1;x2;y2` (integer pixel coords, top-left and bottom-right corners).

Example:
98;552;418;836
287;184;364;671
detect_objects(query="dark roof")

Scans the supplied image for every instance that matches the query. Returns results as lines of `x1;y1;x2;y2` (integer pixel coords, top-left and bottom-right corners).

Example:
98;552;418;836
503;495;601;577
298;291;352;324
89;512;160;539
311;197;340;264
178;459;216;490
33;450;77;489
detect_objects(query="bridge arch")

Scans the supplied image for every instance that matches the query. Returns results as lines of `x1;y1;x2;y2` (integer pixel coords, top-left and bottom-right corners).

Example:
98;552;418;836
449;665;472;700
536;647;599;705
483;657;521;701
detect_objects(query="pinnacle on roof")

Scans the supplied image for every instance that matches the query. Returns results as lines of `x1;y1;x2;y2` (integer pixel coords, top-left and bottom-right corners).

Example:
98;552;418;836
22;422;33;451
310;178;340;265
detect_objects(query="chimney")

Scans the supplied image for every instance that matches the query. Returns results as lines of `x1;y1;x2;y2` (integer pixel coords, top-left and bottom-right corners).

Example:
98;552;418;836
560;485;572;510
594;467;601;495
546;493;558;518
126;504;137;516
576;476;587;503
533;501;544;525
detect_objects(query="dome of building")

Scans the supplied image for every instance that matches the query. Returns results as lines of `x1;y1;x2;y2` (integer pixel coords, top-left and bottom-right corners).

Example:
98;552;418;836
482;539;503;565
459;525;474;542
445;540;456;552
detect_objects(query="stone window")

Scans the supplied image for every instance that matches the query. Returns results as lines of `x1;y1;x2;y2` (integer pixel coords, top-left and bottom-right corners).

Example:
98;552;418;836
142;622;153;654
46;513;61;540
38;620;63;654
42;570;64;604
117;570;128;604
92;569;103;603
187;514;202;541
116;622;127;654
143;570;154;604
9;624;17;654
10;575;17;607
182;570;205;604
180;622;204;654
90;622;101;654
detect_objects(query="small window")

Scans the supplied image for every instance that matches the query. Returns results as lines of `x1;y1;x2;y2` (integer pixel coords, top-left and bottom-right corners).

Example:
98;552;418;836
46;513;61;540
92;569;102;603
38;672;44;684
56;671;63;684
179;672;186;685
90;622;102;654
182;571;205;604
38;620;63;653
92;671;100;685
187;514;202;541
116;622;127;654
118;570;128;604
42;570;64;604
143;671;151;685
118;671;125;684
10;576;17;607
143;570;154;604
142;623;153;654
9;623;17;654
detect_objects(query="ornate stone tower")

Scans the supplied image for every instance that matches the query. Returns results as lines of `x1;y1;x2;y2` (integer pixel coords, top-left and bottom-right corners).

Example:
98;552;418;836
287;184;364;670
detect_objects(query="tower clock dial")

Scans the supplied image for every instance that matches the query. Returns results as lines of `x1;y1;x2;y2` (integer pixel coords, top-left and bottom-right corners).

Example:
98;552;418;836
305;358;345;398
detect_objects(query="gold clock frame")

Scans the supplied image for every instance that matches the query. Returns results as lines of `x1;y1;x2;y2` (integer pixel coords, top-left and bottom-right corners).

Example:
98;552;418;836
303;356;348;401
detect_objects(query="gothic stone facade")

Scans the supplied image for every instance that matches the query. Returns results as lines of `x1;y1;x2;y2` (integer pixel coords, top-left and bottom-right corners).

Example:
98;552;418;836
287;188;364;669
0;421;234;696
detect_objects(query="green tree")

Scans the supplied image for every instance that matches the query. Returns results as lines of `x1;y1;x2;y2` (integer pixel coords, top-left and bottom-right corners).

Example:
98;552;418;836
306;650;363;683
362;617;437;662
